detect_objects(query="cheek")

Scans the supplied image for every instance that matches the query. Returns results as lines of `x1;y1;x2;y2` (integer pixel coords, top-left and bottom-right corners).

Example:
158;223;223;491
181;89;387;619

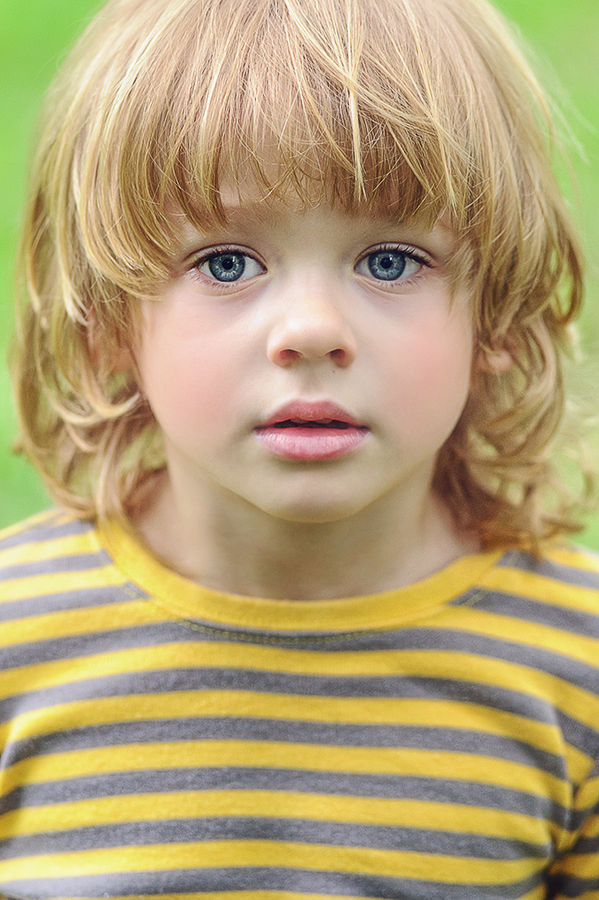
137;322;240;438
384;323;473;435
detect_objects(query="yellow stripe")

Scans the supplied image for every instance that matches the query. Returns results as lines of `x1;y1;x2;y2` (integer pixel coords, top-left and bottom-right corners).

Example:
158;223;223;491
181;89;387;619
517;889;549;900
0;741;569;806
426;607;599;670
0;510;67;542
0;596;164;647
552;850;599;877
0;643;594;774
573;773;599;813
482;563;599;614
0;531;102;575
92;895;389;900
0;643;596;780
0;639;591;698
135;885;546;900
0;839;547;882
0;690;562;751
0;790;557;847
521;543;599;576
0;566;140;605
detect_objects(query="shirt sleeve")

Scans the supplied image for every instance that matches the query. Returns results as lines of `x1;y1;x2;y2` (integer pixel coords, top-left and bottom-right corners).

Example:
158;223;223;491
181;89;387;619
548;759;599;897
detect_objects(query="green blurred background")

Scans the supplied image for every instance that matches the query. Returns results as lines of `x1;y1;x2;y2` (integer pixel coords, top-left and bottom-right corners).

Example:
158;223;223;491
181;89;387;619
0;0;598;547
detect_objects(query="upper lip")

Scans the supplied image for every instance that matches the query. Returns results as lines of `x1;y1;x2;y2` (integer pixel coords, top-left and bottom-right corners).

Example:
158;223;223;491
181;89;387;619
258;399;366;428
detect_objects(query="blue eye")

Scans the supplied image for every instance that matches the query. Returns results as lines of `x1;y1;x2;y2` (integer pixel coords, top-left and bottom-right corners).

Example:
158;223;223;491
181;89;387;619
196;250;263;283
356;248;424;282
368;250;406;280
208;252;247;282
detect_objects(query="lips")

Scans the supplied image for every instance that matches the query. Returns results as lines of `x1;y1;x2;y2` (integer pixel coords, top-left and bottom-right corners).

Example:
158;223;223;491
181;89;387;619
255;400;369;460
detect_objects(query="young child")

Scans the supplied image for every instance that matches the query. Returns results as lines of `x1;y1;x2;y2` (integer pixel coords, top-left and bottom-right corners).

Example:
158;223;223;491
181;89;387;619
1;0;598;895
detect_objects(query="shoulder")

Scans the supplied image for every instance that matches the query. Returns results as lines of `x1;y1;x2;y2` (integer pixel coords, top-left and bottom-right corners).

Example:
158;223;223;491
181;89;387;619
0;509;110;585
469;540;599;637
0;510;154;656
492;541;599;594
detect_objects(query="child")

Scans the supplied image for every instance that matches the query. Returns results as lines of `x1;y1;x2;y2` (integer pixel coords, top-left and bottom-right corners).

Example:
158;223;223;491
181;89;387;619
1;0;598;895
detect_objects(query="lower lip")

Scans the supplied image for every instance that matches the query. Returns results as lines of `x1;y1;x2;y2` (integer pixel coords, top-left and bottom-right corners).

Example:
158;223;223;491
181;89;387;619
255;426;369;460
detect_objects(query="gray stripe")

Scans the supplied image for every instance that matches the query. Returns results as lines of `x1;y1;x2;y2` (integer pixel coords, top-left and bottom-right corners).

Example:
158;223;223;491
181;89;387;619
0;621;167;670
463;588;599;641
0;815;551;860
0;550;113;584
546;873;599;897
0;513;93;552
3;714;566;783
1;625;597;771
0;765;566;825
0;581;148;624
132;598;599;651
0;663;562;724
4;600;599;684
0;866;546;899
497;548;599;591
403;635;599;769
3;607;599;705
1;621;597;752
387;627;598;687
569;834;599;857
0;670;569;778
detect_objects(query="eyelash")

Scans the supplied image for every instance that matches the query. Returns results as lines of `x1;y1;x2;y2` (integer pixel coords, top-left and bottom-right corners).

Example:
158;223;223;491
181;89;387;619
190;244;262;273
189;242;433;287
355;243;432;286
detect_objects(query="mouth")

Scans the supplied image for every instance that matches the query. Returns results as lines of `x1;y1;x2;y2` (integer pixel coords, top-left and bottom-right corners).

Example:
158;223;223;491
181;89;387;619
255;401;369;460
271;418;356;429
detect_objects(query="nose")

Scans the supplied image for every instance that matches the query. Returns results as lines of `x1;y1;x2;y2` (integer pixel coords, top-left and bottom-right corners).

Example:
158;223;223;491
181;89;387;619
266;278;357;369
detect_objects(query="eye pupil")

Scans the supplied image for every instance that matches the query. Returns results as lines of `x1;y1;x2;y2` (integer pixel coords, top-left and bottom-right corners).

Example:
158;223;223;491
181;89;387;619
368;251;406;281
209;252;246;282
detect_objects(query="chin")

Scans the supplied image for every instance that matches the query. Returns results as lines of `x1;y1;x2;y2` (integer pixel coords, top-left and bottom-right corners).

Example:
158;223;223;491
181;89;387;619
256;495;371;525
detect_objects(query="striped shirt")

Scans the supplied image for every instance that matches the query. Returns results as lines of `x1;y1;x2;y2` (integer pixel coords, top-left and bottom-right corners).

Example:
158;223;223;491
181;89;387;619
0;508;599;898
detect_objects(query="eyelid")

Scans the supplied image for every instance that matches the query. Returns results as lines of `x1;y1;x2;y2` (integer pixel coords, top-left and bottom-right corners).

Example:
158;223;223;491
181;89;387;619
356;242;433;268
189;244;265;270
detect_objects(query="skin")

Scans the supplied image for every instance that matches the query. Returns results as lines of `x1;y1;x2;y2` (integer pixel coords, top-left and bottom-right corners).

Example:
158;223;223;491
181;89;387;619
130;195;481;601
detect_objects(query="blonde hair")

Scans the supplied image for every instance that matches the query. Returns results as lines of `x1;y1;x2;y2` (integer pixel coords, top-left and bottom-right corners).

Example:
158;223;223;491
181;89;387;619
12;0;591;546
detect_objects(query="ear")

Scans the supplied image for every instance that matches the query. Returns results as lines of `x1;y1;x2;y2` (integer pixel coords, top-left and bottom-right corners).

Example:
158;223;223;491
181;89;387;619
476;342;513;374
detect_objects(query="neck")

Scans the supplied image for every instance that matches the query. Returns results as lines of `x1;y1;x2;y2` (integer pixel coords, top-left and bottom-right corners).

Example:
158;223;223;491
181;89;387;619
133;472;478;601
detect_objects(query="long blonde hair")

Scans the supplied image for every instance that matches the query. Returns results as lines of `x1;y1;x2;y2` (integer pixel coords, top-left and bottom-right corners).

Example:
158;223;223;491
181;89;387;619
12;0;590;546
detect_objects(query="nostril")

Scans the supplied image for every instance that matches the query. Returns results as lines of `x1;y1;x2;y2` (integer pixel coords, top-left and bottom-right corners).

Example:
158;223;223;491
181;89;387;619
273;346;352;367
266;317;357;367
278;348;300;364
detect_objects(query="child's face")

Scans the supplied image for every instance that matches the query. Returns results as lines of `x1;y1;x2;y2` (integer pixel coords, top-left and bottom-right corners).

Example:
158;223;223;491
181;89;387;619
133;193;475;525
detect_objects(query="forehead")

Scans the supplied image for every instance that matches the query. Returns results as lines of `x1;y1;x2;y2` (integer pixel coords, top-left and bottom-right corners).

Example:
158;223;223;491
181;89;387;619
172;166;457;238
